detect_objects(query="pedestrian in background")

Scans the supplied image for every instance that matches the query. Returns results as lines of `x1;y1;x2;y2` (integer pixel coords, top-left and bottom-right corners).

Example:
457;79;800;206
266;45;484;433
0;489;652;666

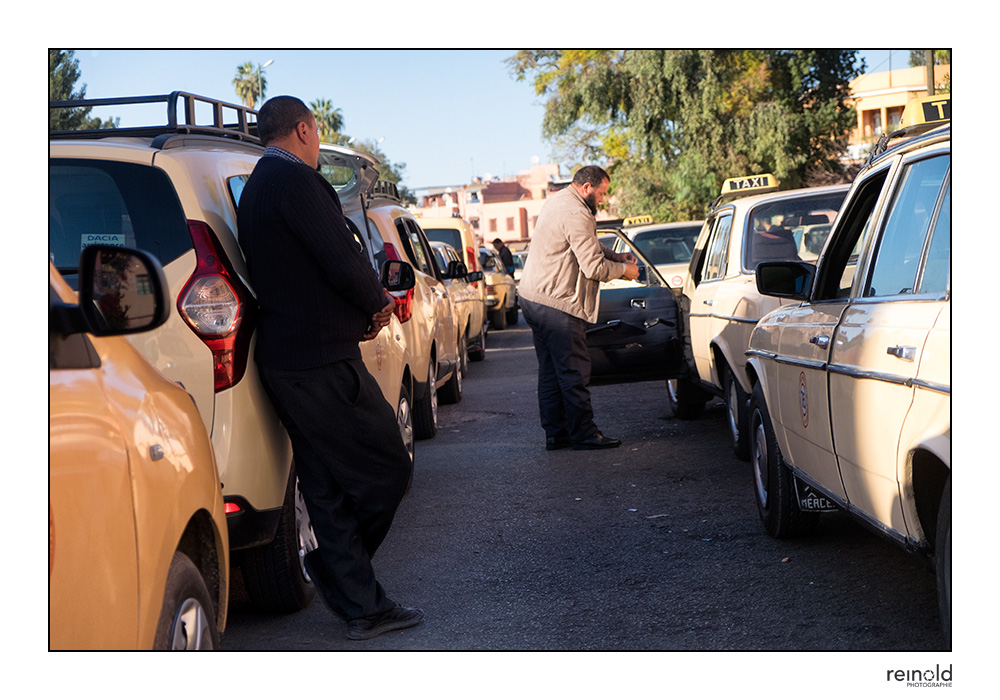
238;95;423;641
517;165;639;451
493;237;515;275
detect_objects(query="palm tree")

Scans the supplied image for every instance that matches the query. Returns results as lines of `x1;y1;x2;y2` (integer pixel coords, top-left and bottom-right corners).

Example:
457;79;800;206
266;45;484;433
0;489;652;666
310;98;344;142
233;61;267;109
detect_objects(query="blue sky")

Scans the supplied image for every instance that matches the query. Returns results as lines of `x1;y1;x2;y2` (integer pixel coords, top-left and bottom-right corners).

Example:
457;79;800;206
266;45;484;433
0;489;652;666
72;49;900;192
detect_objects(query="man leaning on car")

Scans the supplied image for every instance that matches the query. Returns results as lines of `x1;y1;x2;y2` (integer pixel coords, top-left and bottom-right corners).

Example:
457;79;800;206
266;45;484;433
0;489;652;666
238;95;423;641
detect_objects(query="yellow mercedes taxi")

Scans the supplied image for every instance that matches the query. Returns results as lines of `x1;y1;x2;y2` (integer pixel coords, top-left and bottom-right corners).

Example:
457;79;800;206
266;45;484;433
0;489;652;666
49;246;229;649
674;175;849;460
744;96;950;641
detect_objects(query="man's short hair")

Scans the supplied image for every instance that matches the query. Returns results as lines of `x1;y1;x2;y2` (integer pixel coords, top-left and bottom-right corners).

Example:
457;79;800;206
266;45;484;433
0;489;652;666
572;165;610;188
493;238;504;247
257;96;312;145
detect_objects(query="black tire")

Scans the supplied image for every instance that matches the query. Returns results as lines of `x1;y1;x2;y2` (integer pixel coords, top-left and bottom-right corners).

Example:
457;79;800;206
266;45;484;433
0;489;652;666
724;366;751;461
490;303;508;330
439;341;463;405
397;382;415;495
239;466;317;613
749;383;817;538
469;322;486;362
936;476;951;647
413;359;438;439
505;300;519;326
154;551;219;650
666;376;707;420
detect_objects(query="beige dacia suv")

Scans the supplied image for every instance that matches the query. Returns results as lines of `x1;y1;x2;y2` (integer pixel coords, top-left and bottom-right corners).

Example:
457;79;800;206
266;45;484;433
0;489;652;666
50;92;415;614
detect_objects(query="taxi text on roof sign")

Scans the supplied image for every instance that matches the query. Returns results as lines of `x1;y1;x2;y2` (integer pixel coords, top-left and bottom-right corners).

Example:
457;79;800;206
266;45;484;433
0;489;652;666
623;215;654;226
719;174;779;197
900;95;951;128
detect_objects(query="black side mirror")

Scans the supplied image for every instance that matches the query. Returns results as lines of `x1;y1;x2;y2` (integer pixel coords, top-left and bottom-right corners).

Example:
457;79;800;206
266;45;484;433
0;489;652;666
467;270;484;283
381;259;416;292
52;245;171;337
755;261;816;300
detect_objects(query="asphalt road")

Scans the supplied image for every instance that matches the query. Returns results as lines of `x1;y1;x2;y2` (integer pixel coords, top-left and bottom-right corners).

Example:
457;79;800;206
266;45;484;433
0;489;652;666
221;312;947;654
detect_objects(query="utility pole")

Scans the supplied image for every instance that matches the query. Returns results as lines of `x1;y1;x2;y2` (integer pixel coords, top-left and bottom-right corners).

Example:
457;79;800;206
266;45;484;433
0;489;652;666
925;50;935;96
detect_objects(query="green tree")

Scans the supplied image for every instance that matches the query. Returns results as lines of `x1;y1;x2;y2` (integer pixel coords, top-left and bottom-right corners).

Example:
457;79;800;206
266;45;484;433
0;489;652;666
49;49;119;131
310;98;346;143
233;61;268;108
507;50;863;221
908;50;952;66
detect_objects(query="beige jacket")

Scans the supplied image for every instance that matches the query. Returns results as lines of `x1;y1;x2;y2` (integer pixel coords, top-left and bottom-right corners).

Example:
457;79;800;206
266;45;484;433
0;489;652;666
518;185;626;323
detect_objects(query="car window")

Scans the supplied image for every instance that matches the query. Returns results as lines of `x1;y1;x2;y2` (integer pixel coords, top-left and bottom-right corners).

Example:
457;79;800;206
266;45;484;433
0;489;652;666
631;228;699;265
917;180;950;294
864;155;950;298
744;191;847;269
228;174;249;208
423;227;463;251
50;160;190;288
701;213;733;282
368;217;389;271
813;170;889;301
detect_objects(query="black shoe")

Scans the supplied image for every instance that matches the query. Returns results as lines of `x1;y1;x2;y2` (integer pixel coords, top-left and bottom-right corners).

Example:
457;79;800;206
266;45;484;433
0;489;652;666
346;605;424;641
546;436;572;451
572;432;622;450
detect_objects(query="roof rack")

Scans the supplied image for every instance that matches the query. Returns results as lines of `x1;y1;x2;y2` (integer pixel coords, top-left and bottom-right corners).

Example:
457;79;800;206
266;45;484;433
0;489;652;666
49;91;260;144
370;179;402;201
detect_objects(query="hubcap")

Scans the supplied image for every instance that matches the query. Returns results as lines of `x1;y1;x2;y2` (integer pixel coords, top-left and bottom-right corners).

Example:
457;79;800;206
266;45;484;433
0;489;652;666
429;362;438;426
295;478;317;581
168;597;213;650
751;411;769;508
727;379;740;445
667;379;679;404
398;394;414;465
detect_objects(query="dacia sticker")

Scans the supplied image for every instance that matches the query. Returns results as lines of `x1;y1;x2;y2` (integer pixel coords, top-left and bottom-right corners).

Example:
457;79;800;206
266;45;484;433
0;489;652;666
81;233;127;248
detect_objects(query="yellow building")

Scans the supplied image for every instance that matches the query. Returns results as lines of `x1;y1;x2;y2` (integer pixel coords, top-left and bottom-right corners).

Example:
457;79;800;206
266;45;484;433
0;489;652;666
847;63;951;160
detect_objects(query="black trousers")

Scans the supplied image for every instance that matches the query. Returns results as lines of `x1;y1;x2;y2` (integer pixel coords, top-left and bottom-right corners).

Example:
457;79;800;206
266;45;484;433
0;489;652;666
520;298;599;443
259;358;412;621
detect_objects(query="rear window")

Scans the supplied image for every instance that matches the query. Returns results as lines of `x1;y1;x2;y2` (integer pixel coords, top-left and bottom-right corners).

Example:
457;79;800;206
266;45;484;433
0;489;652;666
50;159;190;288
423;227;462;251
744;191;848;269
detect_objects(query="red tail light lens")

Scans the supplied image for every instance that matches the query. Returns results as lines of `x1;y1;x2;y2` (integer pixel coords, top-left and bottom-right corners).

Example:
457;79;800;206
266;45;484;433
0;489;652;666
466;246;479;288
178;220;257;392
383;242;413;323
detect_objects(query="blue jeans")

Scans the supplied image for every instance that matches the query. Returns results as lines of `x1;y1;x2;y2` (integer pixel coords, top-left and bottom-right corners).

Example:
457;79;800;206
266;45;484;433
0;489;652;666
520;298;599;443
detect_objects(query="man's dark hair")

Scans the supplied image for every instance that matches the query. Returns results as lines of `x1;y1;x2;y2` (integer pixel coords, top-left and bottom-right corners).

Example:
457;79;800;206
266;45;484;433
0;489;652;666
572;165;610;188
257;96;312;145
493;238;505;247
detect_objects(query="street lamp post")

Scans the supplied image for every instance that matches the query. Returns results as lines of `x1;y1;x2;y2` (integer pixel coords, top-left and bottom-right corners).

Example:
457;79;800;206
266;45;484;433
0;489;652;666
257;59;273;108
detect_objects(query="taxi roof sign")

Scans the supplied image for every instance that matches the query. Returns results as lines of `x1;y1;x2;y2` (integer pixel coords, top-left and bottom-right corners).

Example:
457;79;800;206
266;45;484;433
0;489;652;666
718;174;779;201
623;215;654;226
900;95;951;128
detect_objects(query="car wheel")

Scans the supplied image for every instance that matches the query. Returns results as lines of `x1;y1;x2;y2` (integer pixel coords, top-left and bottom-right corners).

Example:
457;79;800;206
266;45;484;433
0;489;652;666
724;366;751;461
490;304;508;330
439;344;463;405
505;300;519;326
936;476;951;647
666;376;706;420
154;551;219;650
413;358;438;439
469;323;486;362
397;381;415;494
239;465;316;612
750;383;816;538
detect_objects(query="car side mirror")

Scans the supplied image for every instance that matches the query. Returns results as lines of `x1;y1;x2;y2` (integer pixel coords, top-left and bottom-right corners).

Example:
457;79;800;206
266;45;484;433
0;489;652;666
444;260;469;280
51;245;171;337
381;259;416;292
755;261;815;300
466;270;484;283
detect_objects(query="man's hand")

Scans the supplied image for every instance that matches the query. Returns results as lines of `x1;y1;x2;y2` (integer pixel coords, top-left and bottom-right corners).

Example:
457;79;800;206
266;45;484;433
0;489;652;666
622;262;640;281
363;294;396;341
615;251;638;265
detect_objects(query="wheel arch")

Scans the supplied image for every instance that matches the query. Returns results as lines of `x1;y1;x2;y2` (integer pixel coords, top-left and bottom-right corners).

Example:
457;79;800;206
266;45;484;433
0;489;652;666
909;443;951;552
176;509;227;628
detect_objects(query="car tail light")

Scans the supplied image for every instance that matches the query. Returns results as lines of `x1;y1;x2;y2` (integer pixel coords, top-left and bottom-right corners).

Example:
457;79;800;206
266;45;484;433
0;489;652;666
383;241;414;323
466;246;479;288
486;284;496;295
178;220;257;392
224;501;242;514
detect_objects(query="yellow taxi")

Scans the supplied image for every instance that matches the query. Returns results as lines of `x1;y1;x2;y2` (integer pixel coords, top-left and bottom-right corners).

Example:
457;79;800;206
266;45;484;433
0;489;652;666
675;175;850;460
744;97;950;641
49;246;229;649
479;246;519;329
430;240;487;369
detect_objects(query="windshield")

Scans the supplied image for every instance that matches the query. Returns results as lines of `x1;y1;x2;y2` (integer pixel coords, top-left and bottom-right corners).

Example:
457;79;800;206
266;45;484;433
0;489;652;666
629;225;701;265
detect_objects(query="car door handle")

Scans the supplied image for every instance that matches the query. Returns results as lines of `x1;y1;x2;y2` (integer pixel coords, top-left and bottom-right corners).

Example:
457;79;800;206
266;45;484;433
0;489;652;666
630;298;646;309
887;345;916;361
703;299;714;306
809;335;830;348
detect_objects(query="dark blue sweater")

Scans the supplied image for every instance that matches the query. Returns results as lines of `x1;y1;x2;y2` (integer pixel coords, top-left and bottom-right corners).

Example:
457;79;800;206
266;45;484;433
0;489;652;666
238;155;387;369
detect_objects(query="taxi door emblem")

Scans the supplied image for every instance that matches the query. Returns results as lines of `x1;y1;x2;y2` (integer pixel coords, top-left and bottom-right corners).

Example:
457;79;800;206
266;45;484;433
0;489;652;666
799;372;809;428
